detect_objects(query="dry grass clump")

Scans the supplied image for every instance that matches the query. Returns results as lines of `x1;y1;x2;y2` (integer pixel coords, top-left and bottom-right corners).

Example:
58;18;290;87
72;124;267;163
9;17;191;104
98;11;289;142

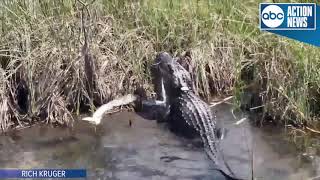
191;42;237;99
0;1;156;130
0;68;11;131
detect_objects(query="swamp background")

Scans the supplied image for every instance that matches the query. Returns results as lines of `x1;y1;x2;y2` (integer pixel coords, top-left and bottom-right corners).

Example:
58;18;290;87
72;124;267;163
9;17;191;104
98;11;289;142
0;0;320;151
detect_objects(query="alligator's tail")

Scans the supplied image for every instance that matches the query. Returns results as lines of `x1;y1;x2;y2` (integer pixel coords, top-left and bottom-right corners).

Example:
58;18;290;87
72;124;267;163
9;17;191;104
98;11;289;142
219;170;244;180
205;146;244;180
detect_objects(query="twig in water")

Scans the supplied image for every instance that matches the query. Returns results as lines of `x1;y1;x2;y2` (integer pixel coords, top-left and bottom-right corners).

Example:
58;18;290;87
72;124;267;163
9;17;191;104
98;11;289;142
251;147;254;180
249;105;265;110
234;118;248;125
286;125;307;135
306;126;320;134
209;96;233;107
129;119;132;127
231;109;237;120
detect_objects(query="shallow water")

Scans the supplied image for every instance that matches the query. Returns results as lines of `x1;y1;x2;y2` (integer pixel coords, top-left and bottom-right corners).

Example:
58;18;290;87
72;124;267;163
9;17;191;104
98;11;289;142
0;104;319;180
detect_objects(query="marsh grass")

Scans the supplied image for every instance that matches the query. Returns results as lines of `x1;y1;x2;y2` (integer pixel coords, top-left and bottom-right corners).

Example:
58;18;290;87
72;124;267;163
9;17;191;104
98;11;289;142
0;0;320;149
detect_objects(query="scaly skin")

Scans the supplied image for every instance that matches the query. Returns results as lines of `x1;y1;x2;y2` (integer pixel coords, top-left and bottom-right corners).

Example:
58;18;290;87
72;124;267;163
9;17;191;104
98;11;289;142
153;52;240;180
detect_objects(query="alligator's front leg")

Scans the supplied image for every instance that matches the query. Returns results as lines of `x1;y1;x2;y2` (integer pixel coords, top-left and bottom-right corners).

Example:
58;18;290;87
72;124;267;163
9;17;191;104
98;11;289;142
136;78;171;122
141;100;170;122
142;78;167;106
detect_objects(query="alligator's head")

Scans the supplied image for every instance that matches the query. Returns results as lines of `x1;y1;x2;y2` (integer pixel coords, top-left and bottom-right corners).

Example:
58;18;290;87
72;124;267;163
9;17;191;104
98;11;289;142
153;52;192;94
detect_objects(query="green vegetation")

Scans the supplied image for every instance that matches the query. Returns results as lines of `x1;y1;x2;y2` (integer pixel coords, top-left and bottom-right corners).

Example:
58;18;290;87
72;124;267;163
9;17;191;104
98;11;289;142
0;0;319;148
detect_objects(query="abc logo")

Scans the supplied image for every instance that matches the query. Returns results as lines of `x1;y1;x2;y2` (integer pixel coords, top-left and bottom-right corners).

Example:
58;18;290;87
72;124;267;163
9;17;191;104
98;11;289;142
261;5;284;28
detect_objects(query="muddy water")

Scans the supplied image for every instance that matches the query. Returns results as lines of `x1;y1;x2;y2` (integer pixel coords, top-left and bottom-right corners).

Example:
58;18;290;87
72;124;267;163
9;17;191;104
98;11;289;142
0;104;319;180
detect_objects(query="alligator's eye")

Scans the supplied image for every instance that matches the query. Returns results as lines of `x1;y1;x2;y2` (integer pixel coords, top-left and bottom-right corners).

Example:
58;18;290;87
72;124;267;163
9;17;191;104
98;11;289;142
167;64;174;73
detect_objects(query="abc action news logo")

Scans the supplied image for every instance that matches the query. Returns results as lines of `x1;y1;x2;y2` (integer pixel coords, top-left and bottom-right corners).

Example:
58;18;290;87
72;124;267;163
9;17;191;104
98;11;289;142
260;3;316;30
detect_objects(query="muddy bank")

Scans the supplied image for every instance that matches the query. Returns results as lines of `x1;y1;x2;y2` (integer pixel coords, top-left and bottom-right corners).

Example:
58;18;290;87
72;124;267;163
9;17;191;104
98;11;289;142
0;104;319;180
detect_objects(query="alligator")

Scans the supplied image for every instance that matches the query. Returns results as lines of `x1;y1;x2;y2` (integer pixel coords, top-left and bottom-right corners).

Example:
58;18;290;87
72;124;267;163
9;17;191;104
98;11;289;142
147;52;241;180
83;52;242;179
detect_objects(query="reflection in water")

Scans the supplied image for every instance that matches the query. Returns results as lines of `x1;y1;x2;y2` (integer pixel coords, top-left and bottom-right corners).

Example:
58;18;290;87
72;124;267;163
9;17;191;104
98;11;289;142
0;104;318;180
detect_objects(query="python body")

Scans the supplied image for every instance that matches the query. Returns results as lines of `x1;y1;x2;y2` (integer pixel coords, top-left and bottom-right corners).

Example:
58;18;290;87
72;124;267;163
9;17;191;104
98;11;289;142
150;52;241;180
